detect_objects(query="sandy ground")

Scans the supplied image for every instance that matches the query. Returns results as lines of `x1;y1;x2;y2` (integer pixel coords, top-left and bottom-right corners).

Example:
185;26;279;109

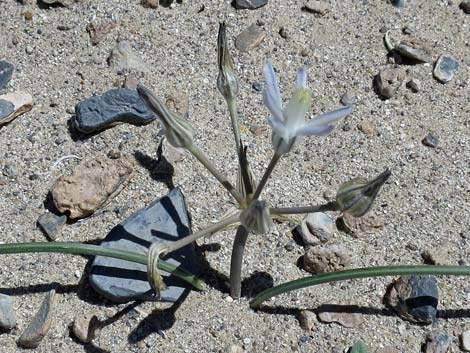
0;0;469;352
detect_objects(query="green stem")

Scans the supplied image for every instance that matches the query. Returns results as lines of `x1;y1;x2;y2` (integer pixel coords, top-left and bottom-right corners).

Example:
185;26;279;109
230;225;249;299
250;265;470;308
252;153;281;200
164;214;240;254
188;144;244;205
0;242;205;291
270;201;339;215
227;98;241;154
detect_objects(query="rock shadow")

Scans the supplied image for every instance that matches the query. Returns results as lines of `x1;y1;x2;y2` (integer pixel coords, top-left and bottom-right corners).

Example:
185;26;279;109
134;141;175;190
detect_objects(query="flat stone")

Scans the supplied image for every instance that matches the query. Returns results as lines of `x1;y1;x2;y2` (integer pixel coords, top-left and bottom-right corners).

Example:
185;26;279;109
433;55;459;84
299;212;334;246
0;61;14;90
462;330;470;351
0;99;14;121
460;0;470;14
422;133;439;148
18;290;56;349
108;41;148;73
303;244;351;274
425;332;452;353
386;275;438;324
37;212;67;240
0;91;34;126
375;67;406;99
235;24;266;52
303;0;330;15
51;154;134;219
74;88;155;133
317;303;364;328
0;293;16;330
235;0;267;9
89;187;198;303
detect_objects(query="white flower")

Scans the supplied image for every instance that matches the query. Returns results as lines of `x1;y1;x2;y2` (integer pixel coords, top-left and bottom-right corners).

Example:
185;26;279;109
263;62;353;155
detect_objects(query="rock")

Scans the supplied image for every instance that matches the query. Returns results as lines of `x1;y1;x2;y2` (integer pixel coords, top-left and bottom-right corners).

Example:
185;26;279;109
17;290;56;349
340;91;356;105
71;312;101;343
433;55;459;84
358;121;377;136
303;244;351;274
317;303;364;328
74;88;155;133
0;91;34;126
141;0;159;8
461;331;470;351
406;78;421;92
24;10;34;20
460;0;470;14
0;61;14;90
303;0;330;15
422;133;439;148
298;310;317;331
299;212;334;246
235;24;266;52
42;0;74;6
375;67;405;99
386;275;438;324
37;212;67;240
0;293;16;330
89;187;198;303
51;154;134;219
2;163;17;179
0;99;14;121
278;26;289;39
395;39;433;63
86;21;118;45
235;0;267;9
252;81;263;92
338;212;385;237
226;344;244;353
162;139;186;164
425;332;452;353
108;41;148;73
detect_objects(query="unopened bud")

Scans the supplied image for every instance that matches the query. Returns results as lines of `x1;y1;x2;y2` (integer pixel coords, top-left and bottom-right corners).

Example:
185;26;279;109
217;22;239;101
239;200;273;234
336;169;391;217
137;84;195;149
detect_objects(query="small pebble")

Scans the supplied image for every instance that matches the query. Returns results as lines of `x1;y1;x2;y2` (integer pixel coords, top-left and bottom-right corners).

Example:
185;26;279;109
235;0;268;9
141;0;159;8
284;240;295;251
298;310;317;331
235;24;266;52
225;344;244;353
37;212;67;240
299;212;334;246
340;91;356;105
433;55;459;83
303;0;330;15
25;46;33;54
406;78;421;92
278;26;289;39
425;332;451;353
24;11;34;20
0;293;17;330
252;81;263;92
460;0;470;14
303;244;351;274
0;61;14;90
422;133;439;148
72;312;101;343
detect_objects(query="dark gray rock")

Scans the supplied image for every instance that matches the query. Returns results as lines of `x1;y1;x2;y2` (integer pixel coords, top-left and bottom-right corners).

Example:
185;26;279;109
422;133;439;148
0;99;14;121
0;293;16;330
392;0;404;8
17;290;56;349
252;81;263;92
74;88;155;133
37;212;67;240
425;332;452;353
89;187;198;303
0;61;14;90
235;0;268;9
433;55;459;83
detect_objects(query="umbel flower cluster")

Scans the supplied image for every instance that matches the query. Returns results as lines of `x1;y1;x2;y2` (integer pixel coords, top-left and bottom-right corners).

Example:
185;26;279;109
136;22;389;299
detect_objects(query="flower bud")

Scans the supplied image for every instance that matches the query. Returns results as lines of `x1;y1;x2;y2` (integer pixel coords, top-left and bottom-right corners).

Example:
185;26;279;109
217;22;239;101
239;200;273;234
336;169;391;217
137;84;195;149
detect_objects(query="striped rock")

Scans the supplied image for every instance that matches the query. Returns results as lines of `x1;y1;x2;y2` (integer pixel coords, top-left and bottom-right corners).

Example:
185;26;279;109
89;187;197;303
